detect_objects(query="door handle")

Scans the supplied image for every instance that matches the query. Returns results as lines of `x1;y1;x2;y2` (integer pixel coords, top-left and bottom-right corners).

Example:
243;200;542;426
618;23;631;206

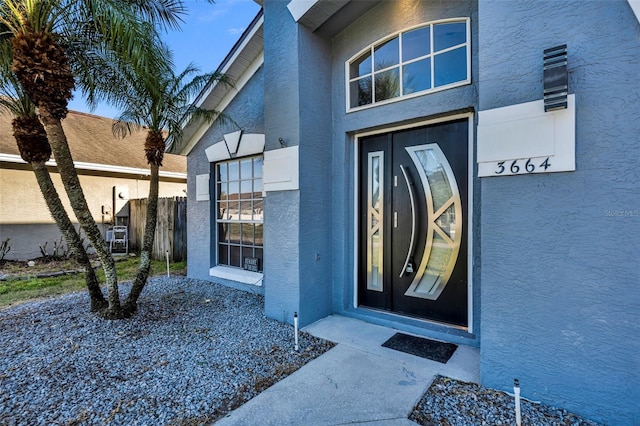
399;165;416;277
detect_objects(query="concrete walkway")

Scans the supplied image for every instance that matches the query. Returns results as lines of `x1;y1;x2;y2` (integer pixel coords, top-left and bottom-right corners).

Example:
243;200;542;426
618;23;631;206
215;315;480;425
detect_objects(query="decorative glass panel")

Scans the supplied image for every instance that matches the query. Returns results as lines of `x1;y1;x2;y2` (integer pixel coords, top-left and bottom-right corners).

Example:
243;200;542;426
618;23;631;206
402;27;430;61
403;58;431;95
374;37;399;71
434;46;467;87
415;149;453;210
375;67;400;102
367;151;384;292
433;22;466;51
404;144;462;300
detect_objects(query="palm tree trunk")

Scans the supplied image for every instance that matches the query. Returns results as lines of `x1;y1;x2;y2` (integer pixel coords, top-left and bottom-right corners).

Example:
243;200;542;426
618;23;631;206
31;161;106;311
124;163;159;314
39;109;123;318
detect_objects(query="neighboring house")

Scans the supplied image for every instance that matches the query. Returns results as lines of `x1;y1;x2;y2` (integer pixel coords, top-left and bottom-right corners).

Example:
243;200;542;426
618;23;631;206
170;1;639;424
0;110;187;260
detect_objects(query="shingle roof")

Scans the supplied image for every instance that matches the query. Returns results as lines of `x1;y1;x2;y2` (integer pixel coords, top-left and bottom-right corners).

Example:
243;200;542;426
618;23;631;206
0;109;186;174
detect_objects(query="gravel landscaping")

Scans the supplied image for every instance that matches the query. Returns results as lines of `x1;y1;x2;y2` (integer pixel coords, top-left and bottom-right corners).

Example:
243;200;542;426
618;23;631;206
0;277;333;425
410;375;601;426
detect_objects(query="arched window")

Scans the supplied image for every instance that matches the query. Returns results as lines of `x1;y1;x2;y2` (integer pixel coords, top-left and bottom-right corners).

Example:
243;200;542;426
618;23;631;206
347;18;470;111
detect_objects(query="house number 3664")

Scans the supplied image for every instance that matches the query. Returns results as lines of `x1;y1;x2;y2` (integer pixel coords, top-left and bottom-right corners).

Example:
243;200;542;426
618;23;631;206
495;157;551;175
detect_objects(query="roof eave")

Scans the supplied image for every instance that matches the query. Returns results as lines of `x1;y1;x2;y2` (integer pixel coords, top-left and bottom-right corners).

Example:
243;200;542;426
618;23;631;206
171;10;264;156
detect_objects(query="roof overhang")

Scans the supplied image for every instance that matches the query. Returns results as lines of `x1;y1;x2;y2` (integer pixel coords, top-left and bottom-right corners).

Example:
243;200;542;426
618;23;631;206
170;10;265;156
287;0;382;37
629;0;640;23
0;154;187;180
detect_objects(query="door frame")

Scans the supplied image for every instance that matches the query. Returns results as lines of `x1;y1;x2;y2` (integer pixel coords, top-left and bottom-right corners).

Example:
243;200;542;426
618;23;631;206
352;112;475;333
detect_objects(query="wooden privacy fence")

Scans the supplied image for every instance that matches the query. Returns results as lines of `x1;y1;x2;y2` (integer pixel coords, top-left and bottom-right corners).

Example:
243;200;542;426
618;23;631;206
128;197;187;262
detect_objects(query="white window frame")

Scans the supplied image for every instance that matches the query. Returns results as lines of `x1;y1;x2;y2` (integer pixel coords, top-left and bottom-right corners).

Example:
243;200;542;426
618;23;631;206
214;155;264;272
345;18;471;113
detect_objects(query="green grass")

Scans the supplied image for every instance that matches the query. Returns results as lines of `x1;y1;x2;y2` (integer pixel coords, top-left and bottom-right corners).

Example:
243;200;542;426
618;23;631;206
0;257;187;309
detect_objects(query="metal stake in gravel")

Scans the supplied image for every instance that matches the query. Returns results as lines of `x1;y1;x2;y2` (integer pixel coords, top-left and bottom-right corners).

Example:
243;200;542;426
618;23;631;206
514;378;522;426
294;311;299;351
166;250;170;277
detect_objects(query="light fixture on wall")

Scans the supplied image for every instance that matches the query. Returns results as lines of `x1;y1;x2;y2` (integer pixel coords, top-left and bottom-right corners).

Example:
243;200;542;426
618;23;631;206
278;137;286;147
543;44;568;112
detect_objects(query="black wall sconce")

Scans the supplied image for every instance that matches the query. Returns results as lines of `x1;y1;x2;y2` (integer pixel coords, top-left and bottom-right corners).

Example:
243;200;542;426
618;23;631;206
543;44;568;112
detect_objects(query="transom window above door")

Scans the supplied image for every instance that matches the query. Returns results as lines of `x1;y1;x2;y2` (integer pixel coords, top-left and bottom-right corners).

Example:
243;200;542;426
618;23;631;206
347;18;470;111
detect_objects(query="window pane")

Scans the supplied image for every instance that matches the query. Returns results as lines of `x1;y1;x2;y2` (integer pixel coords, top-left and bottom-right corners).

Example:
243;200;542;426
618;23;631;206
240;201;252;221
217;201;228;220
218;243;228;265
228;181;239;199
240;159;252;179
229;223;241;244
253;157;263;179
255;224;263;246
350;51;372;78
402;26;430;61
253;199;263;221
433;22;466;52
241;223;254;245
254;248;263;272
434;46;467;87
229;245;241;267
254;179;262;196
350;77;372;107
374;37;399;71
228;161;239;181
242;247;254;263
227;199;239;220
240;180;252;199
403;58;431;95
218;182;228;200
217;163;228;182
374;67;400;102
219;223;229;243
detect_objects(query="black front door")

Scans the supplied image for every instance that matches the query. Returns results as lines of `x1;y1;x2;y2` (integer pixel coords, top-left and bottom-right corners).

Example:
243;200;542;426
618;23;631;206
358;119;468;326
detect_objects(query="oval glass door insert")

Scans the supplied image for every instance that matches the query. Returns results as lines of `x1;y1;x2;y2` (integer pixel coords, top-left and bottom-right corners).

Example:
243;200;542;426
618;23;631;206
404;143;462;300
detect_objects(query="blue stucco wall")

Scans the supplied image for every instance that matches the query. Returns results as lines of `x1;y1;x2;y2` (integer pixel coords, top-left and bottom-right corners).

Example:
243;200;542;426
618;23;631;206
263;0;333;326
329;0;481;345
478;1;640;424
185;67;264;287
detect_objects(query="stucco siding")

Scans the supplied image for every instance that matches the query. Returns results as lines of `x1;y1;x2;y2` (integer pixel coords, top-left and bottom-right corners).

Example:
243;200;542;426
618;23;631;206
478;1;640;424
185;66;265;282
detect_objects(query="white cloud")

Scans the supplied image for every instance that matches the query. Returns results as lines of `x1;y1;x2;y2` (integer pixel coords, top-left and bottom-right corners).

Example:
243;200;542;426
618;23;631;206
227;27;246;35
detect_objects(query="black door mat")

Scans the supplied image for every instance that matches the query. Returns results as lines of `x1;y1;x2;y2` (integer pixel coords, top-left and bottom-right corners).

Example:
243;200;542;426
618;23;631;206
382;333;457;364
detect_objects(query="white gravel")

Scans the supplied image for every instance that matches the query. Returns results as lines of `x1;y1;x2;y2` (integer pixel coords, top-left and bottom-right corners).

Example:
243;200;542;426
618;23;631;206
0;277;333;425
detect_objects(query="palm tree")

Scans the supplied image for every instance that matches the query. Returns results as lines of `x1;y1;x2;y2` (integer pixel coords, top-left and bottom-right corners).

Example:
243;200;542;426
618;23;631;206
0;70;106;311
112;57;231;314
0;0;185;318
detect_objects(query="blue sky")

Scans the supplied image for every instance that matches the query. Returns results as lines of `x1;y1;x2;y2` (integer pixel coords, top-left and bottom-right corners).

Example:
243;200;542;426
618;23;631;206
67;0;261;119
